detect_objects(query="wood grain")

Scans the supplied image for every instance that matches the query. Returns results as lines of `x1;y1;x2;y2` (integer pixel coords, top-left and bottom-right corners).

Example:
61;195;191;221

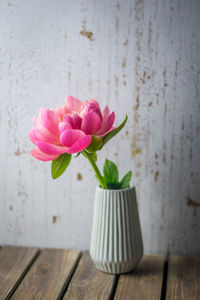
0;245;39;300
63;251;116;300
11;248;80;300
166;255;200;300
114;255;165;300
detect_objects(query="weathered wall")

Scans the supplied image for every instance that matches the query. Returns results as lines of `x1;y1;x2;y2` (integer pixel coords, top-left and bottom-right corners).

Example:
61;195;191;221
0;0;200;255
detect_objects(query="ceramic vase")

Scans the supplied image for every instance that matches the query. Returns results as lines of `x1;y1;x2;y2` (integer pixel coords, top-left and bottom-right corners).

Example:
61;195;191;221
89;186;143;274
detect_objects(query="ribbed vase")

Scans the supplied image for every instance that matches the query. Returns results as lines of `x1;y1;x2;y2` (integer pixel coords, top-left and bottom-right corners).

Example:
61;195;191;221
90;186;143;274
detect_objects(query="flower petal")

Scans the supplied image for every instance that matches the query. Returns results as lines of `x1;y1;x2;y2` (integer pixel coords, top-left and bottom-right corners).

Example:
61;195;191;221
39;108;59;135
33;116;55;138
30;148;59;161
90;98;101;111
81;111;102;134
99;126;115;137
65;95;83;113
67;135;92;154
55;105;70;120
29;128;60;145
37;142;69;155
83;100;102;120
59;121;72;134
101;106;110;125
96;112;115;135
71;113;82;129
28;129;39;145
60;129;86;147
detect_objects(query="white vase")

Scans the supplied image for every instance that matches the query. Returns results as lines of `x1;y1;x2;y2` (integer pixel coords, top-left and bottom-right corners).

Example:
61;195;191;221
90;186;143;274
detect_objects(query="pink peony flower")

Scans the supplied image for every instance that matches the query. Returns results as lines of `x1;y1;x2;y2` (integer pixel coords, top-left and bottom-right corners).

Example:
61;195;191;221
29;96;115;161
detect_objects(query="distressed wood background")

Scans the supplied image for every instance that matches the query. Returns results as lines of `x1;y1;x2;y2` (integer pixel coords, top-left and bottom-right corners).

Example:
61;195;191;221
0;0;200;255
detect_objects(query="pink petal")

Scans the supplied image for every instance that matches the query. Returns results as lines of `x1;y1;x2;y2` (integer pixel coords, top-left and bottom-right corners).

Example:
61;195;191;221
28;129;39;145
99;126;115;137
81;100;102;120
67;135;92;154
33;117;52;135
81;111;102;134
60;129;86;147
90;98;101;111
71;113;82;129
39;108;59;135
102;106;110;125
37;142;69;155
32;117;59;142
29;128;60;145
59;121;72;134
55;105;70;120
96;112;115;135
30;148;59;161
63;115;73;127
65;95;83;113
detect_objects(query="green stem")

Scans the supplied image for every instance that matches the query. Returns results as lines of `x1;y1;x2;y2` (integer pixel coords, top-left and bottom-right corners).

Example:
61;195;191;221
82;151;107;189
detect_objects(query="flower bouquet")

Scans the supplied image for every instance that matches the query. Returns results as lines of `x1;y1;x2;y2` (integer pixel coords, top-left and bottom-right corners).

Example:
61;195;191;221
29;95;143;274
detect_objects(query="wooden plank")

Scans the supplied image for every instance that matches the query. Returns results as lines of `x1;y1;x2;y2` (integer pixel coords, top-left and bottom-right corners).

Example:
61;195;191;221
63;251;116;300
166;255;200;300
0;245;39;300
11;248;80;300
114;255;165;300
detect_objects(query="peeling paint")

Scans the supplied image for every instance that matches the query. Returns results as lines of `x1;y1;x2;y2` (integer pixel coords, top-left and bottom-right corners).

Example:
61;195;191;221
186;197;200;208
186;196;200;217
131;147;142;158
80;30;94;41
77;173;83;181
123;39;128;46
133;95;140;111
122;58;126;68
115;17;119;32
14;148;21;156
154;171;159;182
52;215;60;224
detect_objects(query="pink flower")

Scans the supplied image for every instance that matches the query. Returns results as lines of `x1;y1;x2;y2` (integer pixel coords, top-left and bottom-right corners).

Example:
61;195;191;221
29;96;115;161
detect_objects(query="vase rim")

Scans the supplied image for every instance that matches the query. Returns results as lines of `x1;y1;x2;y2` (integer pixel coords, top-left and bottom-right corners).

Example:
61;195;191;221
96;186;135;192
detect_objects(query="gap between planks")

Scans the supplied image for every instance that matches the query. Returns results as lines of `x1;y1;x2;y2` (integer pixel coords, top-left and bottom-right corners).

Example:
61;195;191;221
62;252;117;300
0;246;40;300
10;248;81;300
114;255;166;300
1;247;199;300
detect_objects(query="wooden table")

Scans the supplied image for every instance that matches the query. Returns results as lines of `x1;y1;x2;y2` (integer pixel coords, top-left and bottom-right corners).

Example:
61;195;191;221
0;246;199;300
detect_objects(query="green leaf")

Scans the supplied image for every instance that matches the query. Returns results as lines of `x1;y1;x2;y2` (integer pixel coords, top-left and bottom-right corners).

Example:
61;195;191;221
51;153;72;179
100;115;128;149
103;159;119;184
107;183;121;189
119;171;132;189
86;136;102;153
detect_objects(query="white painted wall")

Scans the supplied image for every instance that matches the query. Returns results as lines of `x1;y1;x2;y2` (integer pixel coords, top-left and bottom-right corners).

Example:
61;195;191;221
0;0;200;255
